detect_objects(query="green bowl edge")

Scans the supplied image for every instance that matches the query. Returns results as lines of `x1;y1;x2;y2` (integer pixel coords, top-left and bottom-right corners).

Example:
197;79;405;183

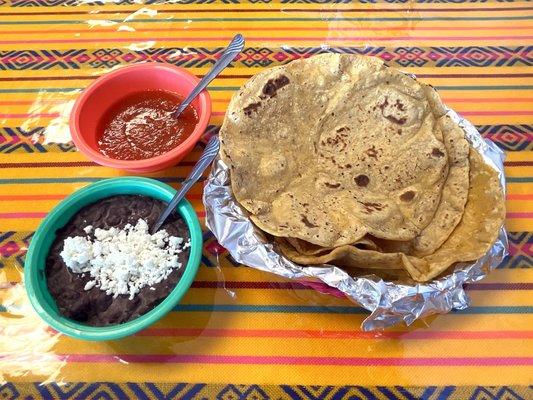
24;176;203;341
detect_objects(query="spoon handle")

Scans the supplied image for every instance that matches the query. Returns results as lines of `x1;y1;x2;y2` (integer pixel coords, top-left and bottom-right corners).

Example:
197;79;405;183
172;34;245;118
152;135;220;234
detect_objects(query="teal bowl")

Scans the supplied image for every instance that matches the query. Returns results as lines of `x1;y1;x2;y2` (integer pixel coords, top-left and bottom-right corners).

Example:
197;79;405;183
24;177;202;341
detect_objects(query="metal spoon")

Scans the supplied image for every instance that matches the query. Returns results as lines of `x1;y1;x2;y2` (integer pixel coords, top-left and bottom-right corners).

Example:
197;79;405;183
172;34;245;118
151;135;220;234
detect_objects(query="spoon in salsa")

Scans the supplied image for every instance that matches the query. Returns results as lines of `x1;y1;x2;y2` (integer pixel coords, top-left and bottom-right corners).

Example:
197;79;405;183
151;35;244;231
152;135;220;234
172;34;245;119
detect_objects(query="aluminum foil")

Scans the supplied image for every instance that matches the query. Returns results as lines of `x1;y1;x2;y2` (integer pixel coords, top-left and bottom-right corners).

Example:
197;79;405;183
203;108;508;331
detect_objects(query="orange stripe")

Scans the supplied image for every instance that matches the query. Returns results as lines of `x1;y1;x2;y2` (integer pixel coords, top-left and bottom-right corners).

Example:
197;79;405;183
0;99;67;105
2;36;533;45
0;194;65;200
136;328;533;340
507;194;533;200
1;26;532;35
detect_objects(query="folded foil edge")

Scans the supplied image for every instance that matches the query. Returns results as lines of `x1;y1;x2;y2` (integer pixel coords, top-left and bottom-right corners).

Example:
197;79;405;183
203;108;508;331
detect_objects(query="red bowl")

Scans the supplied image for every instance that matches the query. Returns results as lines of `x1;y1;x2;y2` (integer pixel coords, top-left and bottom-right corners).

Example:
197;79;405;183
69;63;212;173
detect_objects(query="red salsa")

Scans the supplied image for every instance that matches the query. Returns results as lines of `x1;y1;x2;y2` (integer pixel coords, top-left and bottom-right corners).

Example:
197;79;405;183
97;90;199;160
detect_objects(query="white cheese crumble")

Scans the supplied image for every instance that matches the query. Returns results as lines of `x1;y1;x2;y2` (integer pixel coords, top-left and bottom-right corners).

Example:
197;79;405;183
60;219;190;300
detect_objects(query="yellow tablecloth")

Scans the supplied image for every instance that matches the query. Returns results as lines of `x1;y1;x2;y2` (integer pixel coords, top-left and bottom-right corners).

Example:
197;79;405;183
0;0;531;398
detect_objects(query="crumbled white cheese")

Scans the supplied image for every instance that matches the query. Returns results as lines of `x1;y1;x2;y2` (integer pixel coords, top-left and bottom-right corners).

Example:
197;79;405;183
168;236;183;248
84;280;96;291
60;219;189;300
83;225;93;234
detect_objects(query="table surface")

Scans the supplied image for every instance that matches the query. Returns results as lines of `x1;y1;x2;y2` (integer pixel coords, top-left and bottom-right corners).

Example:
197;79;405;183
0;0;531;398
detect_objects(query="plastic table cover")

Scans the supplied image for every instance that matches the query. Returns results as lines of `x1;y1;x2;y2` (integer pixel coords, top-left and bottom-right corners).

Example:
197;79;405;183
0;1;531;399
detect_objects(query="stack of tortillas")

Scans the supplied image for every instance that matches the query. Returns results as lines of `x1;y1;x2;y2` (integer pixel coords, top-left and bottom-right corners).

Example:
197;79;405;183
220;54;505;282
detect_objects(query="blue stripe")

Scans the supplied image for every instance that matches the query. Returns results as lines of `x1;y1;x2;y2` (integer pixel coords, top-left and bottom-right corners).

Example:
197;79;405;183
452;306;533;314
171;304;533;314
507;177;533;183
437;386;456;400
1;304;531;315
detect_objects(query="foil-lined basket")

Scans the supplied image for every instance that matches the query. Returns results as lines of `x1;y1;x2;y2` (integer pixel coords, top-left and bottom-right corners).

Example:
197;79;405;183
203;108;508;331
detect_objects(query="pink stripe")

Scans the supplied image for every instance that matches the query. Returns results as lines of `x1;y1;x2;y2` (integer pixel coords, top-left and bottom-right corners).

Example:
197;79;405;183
445;98;533;103
0;113;59;118
54;354;533;366
459;111;533;116
507;212;533;218
0;211;204;219
0;212;46;218
214;111;532;118
0;36;530;45
0;211;524;219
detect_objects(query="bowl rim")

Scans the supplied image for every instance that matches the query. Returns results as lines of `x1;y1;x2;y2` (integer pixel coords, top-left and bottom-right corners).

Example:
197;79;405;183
69;63;212;170
24;177;203;341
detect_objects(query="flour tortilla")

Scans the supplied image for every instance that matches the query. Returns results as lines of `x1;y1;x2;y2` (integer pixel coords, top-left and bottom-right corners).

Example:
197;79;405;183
403;149;505;281
284;236;379;256
277;150;505;282
276;237;420;271
410;114;470;256
373;113;471;256
221;54;452;247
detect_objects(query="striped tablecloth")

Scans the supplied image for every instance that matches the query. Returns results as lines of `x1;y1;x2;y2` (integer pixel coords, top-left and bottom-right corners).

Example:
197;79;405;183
0;1;531;399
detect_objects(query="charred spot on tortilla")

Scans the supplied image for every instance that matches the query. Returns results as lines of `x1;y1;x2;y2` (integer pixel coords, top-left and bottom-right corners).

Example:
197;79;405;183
244;102;262;117
354;174;370;187
301;215;318;228
400;191;416;202
394;99;406;111
385;115;407;125
261;75;290;99
360;202;385;214
375;97;407;125
366;146;378;159
432;148;445;157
